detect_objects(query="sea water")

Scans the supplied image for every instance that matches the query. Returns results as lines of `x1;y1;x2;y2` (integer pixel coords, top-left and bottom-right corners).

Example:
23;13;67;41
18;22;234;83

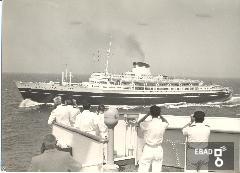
1;73;240;171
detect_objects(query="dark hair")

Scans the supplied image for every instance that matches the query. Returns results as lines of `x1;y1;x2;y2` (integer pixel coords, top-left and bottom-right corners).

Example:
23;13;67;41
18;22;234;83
65;99;74;106
97;104;105;113
194;111;205;123
83;103;91;110
43;134;57;150
150;105;161;118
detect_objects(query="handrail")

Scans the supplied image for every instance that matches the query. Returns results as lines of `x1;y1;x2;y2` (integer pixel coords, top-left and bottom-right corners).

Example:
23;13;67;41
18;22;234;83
165;127;240;134
53;122;108;143
119;113;240;134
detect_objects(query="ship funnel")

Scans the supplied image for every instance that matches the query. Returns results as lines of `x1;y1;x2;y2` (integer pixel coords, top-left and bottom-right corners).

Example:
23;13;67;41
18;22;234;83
132;62;151;76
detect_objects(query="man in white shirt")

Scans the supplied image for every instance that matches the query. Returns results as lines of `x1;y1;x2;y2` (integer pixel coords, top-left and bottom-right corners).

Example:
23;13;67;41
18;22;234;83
182;111;210;172
48;98;80;127
74;103;98;135
96;104;108;139
138;105;169;172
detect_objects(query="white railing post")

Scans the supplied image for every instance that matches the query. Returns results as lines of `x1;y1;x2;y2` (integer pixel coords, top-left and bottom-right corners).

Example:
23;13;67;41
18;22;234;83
104;107;119;172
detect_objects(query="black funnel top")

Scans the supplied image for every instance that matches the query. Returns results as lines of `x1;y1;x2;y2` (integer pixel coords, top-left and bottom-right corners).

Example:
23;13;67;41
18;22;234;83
133;62;150;68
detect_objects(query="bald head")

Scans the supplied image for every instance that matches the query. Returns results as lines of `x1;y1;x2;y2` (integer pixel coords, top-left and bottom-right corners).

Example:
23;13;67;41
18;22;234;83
43;134;57;150
53;96;62;106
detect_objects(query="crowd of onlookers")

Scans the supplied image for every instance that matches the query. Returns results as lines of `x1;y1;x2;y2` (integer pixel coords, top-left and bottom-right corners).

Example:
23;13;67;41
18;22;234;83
48;96;108;139
29;96;211;172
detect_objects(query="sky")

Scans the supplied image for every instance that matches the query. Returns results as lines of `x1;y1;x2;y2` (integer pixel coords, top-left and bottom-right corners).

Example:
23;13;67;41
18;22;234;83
2;0;240;78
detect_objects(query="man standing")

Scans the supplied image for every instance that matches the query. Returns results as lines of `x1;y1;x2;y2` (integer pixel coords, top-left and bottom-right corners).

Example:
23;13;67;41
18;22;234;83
138;105;169;172
96;104;108;139
48;98;80;127
182;111;210;172
29;134;81;172
74;103;98;135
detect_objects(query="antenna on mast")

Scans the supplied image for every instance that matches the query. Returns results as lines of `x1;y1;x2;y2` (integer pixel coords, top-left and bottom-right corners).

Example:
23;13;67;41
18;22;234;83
97;50;100;62
65;64;68;81
105;35;112;74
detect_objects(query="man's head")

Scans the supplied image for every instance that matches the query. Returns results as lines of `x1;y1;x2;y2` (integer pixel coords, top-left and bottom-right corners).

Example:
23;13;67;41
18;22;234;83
97;104;105;113
53;96;62;106
43;134;57;150
83;102;91;110
72;99;77;106
150;105;161;118
193;111;205;123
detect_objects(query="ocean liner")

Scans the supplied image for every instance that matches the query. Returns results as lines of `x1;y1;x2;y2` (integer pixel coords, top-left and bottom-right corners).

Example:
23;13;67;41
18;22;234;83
16;61;232;105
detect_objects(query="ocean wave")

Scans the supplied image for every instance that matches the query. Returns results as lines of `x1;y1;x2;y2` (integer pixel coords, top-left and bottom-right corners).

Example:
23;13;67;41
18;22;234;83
105;105;145;110
222;104;240;108
164;103;222;109
18;99;43;108
160;96;240;109
224;96;240;104
17;96;240;111
98;100;240;110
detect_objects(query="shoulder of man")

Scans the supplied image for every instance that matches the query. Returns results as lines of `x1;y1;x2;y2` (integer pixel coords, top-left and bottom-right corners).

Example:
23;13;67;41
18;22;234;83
204;124;211;132
49;149;71;158
140;120;150;130
160;120;169;128
56;104;68;110
91;112;98;117
60;150;72;157
204;124;210;127
30;153;46;164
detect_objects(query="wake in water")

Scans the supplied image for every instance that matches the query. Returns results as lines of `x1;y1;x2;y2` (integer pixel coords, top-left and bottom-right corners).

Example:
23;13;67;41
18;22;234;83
224;96;240;104
18;99;44;110
18;95;240;111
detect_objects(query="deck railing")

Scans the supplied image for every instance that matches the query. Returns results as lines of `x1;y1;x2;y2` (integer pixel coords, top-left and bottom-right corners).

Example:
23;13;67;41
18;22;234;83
52;123;107;172
52;115;240;172
115;114;240;171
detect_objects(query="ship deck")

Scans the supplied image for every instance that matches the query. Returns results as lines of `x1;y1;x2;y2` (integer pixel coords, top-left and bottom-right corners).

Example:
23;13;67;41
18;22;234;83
52;114;240;172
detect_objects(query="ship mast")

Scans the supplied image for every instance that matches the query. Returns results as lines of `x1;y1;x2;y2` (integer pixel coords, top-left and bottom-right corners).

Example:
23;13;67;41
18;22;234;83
105;36;112;74
65;64;68;81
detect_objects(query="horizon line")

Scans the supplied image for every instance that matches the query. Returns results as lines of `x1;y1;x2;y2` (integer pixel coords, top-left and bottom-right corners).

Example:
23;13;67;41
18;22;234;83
2;71;240;80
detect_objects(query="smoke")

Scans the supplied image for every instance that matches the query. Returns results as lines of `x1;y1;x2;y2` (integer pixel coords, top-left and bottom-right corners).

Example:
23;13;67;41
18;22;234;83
124;35;145;62
73;24;146;63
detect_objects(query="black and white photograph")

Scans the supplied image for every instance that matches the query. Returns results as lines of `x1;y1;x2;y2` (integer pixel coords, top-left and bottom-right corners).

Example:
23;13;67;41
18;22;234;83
1;0;240;172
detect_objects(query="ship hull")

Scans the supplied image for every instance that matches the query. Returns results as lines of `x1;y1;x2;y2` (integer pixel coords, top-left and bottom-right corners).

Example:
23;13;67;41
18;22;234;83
17;87;232;105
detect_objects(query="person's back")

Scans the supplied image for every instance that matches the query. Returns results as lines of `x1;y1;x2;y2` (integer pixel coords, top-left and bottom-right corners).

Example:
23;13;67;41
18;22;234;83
182;111;211;172
183;123;210;143
182;111;210;147
48;99;80;126
141;118;168;146
29;149;80;172
96;104;108;139
74;103;98;135
65;104;80;126
48;104;71;126
29;134;81;172
48;96;71;126
138;105;169;172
